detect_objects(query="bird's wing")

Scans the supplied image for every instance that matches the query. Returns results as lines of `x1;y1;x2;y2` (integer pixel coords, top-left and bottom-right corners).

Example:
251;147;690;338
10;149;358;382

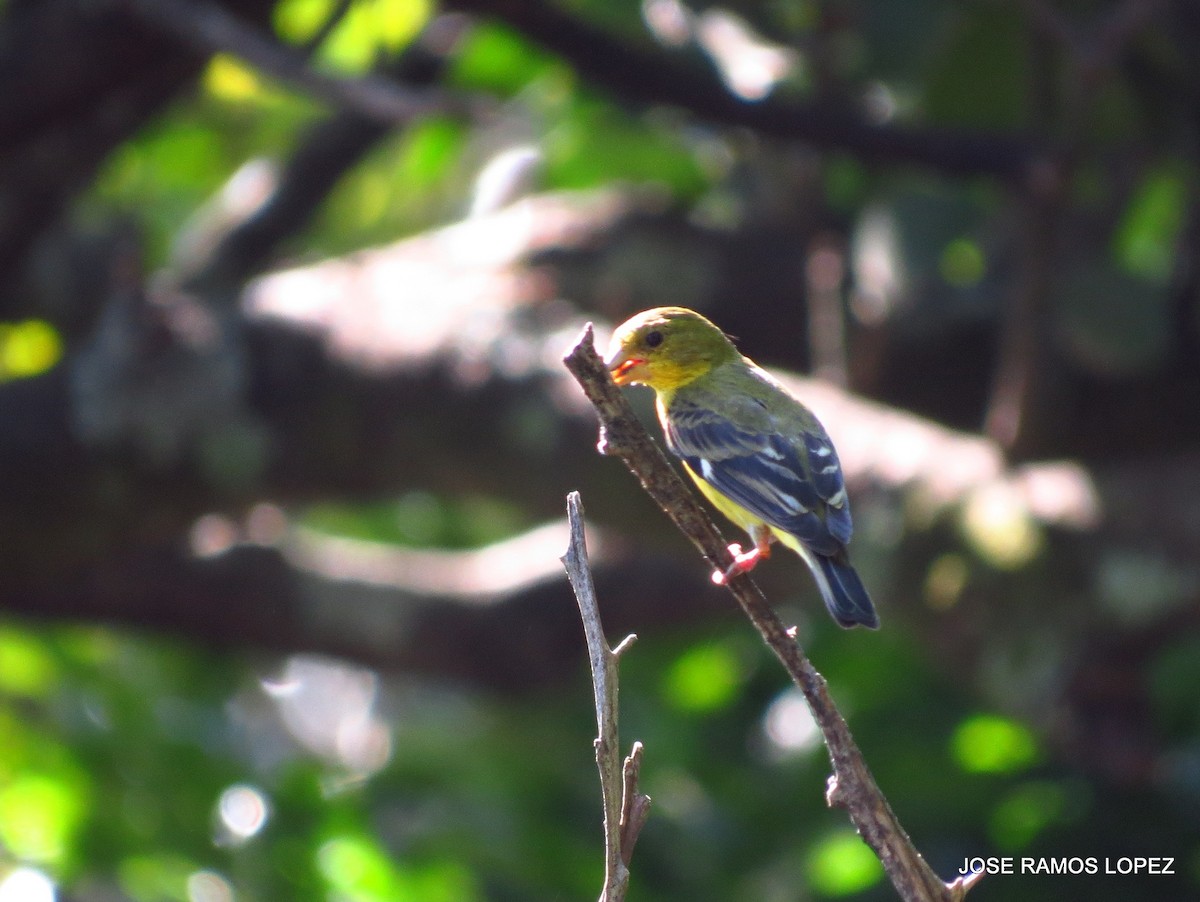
664;397;851;554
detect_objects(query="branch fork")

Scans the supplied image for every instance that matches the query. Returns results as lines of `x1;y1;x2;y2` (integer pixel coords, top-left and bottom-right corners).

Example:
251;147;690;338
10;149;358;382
561;491;650;902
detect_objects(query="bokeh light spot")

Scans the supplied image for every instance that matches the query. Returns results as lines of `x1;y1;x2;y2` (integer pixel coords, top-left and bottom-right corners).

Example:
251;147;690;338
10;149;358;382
663;641;743;712
0;320;62;380
952;714;1038;774
217;784;269;843
0;868;56;902
0;774;85;864
940;237;986;287
763;688;820;757
989;781;1068;850
187;870;234;902
807;830;884;896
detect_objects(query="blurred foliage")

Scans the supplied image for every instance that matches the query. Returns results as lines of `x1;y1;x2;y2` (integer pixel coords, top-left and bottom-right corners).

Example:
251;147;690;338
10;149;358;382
300;491;531;548
5;0;1200;899
5;611;1196;899
0;320;62;381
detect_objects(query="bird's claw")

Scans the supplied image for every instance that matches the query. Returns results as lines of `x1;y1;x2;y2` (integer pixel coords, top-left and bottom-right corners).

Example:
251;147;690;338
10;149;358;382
712;543;765;585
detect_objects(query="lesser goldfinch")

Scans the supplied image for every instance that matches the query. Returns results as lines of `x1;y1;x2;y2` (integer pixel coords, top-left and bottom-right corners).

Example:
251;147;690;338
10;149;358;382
605;306;878;629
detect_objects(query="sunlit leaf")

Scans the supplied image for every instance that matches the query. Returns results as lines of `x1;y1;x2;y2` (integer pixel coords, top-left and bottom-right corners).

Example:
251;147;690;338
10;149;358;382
314;0;430;72
275;0;340;44
203;54;263;103
0;773;88;865
0;627;58;697
450;23;560;95
1114;164;1186;282
374;0;432;51
0;320;62;380
118;853;197;902
396;118;465;189
318;834;402;900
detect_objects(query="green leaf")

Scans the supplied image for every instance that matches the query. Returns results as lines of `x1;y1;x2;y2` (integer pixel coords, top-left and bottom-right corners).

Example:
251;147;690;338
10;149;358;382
0;772;89;865
0;627;59;697
0;320;62;381
545;94;706;196
450;23;560;95
1114;163;1187;282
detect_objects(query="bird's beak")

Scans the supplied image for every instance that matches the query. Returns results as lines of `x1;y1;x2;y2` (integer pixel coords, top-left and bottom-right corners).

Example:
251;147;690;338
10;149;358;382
605;348;645;385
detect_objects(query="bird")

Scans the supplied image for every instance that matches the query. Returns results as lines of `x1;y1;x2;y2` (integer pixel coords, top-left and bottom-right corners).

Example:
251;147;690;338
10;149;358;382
604;306;878;629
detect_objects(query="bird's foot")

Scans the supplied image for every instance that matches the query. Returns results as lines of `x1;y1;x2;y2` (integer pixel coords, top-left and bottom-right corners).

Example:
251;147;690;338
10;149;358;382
712;543;767;585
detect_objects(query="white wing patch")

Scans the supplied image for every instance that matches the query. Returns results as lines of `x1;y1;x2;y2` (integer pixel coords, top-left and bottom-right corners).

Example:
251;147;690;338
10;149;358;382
775;491;804;513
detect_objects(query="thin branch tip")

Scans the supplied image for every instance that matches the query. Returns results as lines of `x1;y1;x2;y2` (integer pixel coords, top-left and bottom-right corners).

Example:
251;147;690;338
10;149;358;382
561;488;645;901
612;633;638;657
948;869;985;899
563;321;596;362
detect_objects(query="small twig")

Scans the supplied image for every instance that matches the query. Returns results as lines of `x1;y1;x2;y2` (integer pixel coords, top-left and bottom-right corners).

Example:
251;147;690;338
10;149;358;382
561;492;650;902
563;325;976;901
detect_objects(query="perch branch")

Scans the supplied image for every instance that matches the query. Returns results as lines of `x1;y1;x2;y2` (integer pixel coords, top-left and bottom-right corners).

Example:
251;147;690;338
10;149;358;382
561;492;650;902
563;325;979;901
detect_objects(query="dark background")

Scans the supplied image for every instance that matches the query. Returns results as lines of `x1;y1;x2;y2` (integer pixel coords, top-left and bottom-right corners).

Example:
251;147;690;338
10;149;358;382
0;0;1198;899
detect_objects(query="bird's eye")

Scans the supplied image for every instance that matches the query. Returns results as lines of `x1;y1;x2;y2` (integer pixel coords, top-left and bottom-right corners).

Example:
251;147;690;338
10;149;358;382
645;330;664;348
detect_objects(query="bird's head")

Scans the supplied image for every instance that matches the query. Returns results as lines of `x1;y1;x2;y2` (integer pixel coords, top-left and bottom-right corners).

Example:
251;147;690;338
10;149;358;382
604;306;739;392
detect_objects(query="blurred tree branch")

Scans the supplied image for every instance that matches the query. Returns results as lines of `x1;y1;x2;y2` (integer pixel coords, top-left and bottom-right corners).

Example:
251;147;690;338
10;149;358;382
562;325;978;902
448;0;1037;180
120;0;459;126
183;13;472;293
0;0;270;282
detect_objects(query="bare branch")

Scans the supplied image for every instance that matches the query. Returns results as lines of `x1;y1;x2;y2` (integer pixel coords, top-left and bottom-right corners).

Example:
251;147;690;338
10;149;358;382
562;325;965;902
561;492;649;902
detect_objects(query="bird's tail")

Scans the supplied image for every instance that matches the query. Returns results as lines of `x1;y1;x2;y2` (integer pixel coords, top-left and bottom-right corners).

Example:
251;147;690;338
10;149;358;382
810;550;879;629
777;534;880;629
